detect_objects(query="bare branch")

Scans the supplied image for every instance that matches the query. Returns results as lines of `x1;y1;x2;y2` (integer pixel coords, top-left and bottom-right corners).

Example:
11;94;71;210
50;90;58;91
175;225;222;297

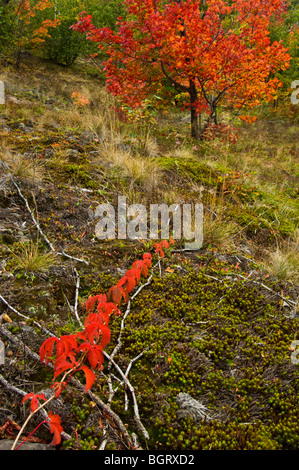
10;176;89;265
0;294;55;337
73;268;83;327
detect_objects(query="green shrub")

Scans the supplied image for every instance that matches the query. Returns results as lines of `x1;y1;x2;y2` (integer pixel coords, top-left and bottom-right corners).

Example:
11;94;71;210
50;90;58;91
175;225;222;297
0;3;15;55
41;18;87;66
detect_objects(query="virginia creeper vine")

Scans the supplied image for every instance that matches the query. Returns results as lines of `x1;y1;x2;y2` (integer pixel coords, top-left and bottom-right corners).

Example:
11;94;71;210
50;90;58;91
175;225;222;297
12;240;173;449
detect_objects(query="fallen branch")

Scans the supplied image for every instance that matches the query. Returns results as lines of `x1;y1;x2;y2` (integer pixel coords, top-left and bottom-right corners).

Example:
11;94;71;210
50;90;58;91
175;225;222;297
223;272;297;307
0;294;55;337
0;324;41;363
69;375;134;449
73;268;83;327
0;324;135;449
10;176;89;265
0;374;72;446
104;351;149;441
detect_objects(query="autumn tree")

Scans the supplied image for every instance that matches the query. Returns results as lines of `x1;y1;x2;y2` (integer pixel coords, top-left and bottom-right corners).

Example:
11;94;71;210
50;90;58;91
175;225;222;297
72;0;291;139
0;1;15;54
269;0;299;98
14;0;60;66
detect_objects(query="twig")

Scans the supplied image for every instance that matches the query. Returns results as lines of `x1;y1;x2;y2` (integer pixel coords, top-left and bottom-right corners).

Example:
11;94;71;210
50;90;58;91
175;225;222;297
107;374;115;405
0;374;72;447
237;254;258;266
108;349;148;402
73;268;82;327
0;325;134;449
10;177;56;251
98;424;108;450
61;290;74;315
104;351;149;441
202;273;224;283
10;176;89;265
222;273;296;307
0;294;55;337
123;349;148;379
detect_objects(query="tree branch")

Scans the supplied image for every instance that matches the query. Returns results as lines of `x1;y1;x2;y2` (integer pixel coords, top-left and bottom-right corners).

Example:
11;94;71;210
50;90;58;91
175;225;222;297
10;176;89;265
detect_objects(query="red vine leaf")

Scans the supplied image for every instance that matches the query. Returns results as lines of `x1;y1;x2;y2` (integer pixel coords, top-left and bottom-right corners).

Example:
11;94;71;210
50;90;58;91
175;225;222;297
48;412;63;446
39;337;59;365
80;365;96;393
107;285;128;305
132;260;149;277
86;294;107;312
22;393;47;413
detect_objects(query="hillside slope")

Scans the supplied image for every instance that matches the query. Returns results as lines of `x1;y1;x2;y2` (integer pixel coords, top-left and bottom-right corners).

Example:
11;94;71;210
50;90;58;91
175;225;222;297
0;56;298;450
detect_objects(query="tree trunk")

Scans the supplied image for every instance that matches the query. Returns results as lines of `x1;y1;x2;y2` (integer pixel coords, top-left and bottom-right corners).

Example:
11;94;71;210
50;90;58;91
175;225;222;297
191;105;200;139
189;79;200;139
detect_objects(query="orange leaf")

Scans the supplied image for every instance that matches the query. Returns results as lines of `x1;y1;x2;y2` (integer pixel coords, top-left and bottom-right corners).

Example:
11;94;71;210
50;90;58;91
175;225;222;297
107;285;128;305
22;393;47;413
80;365;96;393
48;412;63;446
39;337;58;365
86;294;107;312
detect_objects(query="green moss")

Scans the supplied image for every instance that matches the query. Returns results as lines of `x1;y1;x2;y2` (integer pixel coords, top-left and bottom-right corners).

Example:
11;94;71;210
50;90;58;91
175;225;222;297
157;155;219;187
105;256;299;450
48;163;98;188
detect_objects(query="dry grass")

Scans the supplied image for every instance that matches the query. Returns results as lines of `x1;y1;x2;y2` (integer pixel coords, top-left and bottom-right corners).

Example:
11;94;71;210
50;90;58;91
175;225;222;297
0;139;44;183
10;241;56;272
62;88;164;193
0;152;44;182
203;209;239;249
205;122;298;191
262;231;299;283
100;145;162;194
161;188;183;205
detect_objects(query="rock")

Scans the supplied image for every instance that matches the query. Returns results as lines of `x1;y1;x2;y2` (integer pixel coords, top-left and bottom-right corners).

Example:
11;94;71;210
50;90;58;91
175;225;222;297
0;439;55;450
6;96;21;105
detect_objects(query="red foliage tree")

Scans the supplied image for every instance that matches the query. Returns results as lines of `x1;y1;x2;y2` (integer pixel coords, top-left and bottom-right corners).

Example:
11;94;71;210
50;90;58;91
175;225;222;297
72;0;290;138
